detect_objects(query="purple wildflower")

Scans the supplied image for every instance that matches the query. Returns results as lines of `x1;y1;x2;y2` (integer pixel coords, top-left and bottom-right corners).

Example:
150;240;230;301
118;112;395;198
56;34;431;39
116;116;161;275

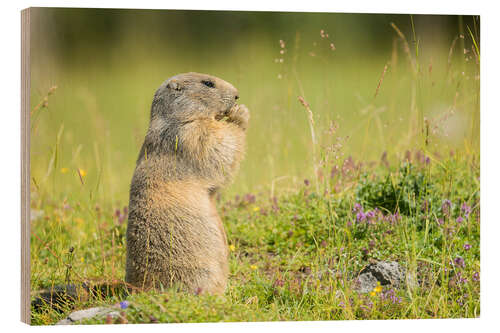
380;288;402;304
473;272;480;282
421;200;429;213
463;243;471;251
304;179;310;186
384;212;400;225
457;293;469;306
441;199;452;217
115;207;127;224
353;203;362;212
271;196;279;213
273;278;285;288
366;210;376;221
356;211;367;223
456;216;464;223
393;212;401;222
454;271;468;285
244;193;256;204
461;202;471;218
119;301;129;309
359;297;374;313
454;256;465;268
392;295;402;304
389;292;401;304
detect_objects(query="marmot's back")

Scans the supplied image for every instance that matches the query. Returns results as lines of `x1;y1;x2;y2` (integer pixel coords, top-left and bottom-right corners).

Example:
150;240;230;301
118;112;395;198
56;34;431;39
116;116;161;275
125;73;249;294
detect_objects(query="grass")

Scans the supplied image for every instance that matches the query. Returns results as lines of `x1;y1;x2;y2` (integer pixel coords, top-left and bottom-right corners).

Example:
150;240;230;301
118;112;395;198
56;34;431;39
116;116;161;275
29;14;480;324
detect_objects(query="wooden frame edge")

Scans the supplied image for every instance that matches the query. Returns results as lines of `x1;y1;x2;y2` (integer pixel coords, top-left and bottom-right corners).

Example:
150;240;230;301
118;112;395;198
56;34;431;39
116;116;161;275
21;7;31;325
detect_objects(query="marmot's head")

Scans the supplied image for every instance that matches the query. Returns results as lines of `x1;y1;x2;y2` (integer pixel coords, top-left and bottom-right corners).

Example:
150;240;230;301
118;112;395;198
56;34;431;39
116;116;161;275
151;72;239;122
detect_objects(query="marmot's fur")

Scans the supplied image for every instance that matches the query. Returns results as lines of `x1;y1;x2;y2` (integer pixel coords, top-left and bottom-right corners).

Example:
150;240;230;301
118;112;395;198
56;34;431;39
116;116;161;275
125;72;249;294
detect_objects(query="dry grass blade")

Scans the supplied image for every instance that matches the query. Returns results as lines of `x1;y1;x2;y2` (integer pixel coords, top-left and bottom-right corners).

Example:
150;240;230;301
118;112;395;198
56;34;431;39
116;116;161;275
447;36;459;73
77;168;85;185
297;95;319;192
374;62;389;98
30;86;57;117
390;22;417;75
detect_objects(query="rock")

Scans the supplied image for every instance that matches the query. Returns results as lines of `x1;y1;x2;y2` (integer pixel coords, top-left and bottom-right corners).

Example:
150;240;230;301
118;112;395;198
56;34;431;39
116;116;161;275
32;283;88;311
56;306;120;325
356;270;379;293
55;318;73;325
355;261;405;293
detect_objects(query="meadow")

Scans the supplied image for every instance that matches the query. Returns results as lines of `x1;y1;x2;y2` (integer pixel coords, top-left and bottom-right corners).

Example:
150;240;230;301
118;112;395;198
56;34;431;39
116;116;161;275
29;11;480;324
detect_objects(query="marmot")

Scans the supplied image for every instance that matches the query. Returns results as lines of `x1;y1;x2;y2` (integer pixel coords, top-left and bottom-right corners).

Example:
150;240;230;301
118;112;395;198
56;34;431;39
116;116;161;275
125;72;249;294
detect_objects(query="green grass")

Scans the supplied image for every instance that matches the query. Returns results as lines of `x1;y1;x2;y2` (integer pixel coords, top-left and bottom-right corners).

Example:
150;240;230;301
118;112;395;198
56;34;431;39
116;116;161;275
29;14;480;324
30;155;480;324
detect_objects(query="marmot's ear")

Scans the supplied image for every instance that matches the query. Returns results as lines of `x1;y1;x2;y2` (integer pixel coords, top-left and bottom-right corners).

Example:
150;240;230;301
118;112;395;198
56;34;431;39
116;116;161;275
167;80;182;91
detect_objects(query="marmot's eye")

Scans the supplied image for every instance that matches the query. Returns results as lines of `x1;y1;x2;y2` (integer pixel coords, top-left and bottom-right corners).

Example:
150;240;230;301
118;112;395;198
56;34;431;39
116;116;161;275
202;80;215;88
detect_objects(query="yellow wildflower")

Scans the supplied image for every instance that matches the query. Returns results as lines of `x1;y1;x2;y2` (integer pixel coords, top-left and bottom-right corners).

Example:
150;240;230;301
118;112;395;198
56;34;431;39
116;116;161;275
60;167;69;174
229;244;236;252
253;206;260;212
80;257;84;263
250;265;258;270
78;168;87;177
371;281;382;296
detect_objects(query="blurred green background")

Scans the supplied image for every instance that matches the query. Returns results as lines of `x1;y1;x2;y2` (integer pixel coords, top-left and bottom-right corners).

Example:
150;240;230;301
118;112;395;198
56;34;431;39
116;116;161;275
29;8;479;206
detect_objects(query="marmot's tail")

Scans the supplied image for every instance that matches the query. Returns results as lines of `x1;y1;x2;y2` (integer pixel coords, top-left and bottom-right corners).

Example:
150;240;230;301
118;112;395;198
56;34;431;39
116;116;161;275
31;282;128;313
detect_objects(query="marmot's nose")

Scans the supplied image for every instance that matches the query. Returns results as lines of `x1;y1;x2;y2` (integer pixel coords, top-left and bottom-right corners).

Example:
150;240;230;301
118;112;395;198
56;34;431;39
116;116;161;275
235;94;239;100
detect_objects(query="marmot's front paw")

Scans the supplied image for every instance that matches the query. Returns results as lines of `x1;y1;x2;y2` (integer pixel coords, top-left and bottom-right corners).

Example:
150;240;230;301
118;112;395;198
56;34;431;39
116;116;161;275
228;104;249;130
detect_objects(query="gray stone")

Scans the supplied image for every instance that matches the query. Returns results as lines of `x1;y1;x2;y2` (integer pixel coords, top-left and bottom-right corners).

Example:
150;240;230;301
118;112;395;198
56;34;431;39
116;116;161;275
356;271;379;293
56;318;73;325
355;261;405;293
56;306;120;325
